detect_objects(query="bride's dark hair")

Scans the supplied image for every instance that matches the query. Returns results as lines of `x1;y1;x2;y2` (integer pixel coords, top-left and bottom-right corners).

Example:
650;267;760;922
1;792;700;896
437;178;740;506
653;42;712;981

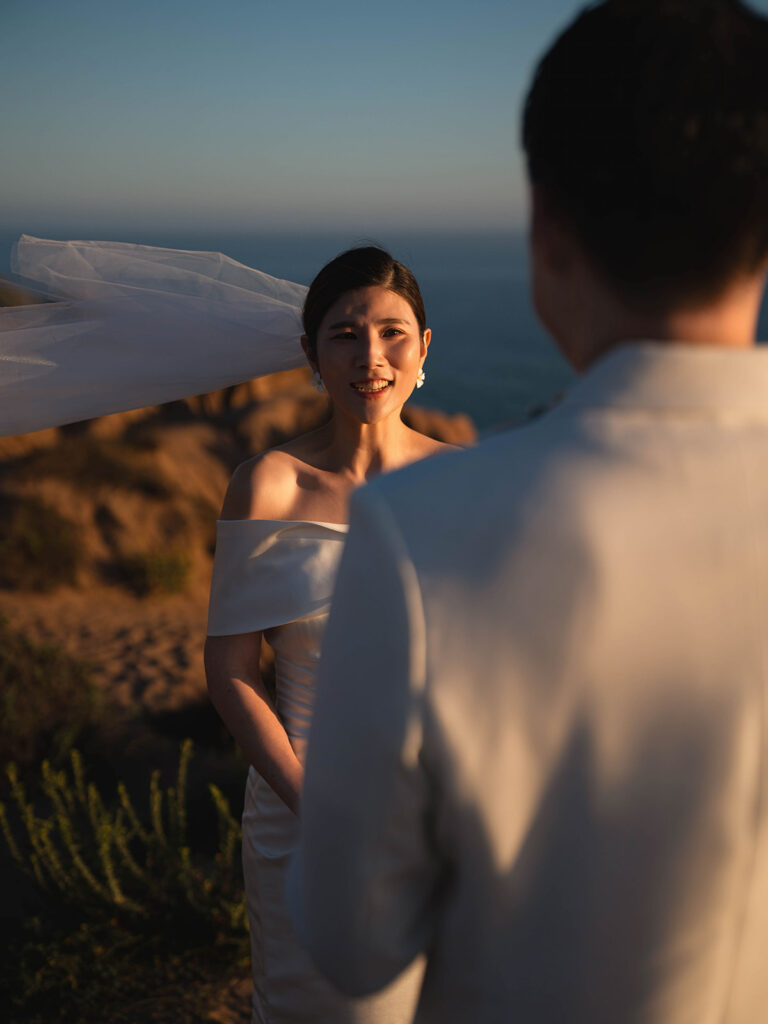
302;246;426;358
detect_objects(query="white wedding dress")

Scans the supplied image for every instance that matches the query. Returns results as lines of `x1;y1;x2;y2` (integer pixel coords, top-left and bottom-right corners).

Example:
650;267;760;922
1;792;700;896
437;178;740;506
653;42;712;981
207;519;425;1023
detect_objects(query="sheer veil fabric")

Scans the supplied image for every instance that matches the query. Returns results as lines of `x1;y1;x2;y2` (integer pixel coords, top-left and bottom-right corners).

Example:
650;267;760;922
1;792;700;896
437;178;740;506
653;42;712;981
0;236;308;437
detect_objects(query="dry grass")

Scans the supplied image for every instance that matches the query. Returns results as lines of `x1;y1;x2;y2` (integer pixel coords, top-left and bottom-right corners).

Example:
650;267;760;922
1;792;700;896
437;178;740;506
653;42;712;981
0;494;83;591
8;437;171;498
0;617;99;766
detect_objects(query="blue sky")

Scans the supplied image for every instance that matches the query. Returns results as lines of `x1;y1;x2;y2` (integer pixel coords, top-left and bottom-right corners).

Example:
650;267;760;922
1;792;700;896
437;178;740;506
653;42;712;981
4;0;768;236
0;0;598;233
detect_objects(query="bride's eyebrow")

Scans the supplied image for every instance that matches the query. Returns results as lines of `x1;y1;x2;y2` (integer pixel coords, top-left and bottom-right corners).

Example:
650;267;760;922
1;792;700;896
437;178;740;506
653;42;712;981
327;317;409;329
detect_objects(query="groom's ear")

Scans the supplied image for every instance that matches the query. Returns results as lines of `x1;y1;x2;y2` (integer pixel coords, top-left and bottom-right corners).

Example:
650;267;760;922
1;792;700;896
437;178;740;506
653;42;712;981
529;183;592;358
530;184;579;276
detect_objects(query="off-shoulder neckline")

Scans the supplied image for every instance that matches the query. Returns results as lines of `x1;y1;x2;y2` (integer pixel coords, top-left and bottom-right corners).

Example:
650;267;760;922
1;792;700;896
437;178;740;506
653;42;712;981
216;518;348;529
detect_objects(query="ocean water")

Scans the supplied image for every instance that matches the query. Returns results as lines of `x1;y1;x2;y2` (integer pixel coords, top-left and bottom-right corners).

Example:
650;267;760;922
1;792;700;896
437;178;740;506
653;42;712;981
1;227;766;435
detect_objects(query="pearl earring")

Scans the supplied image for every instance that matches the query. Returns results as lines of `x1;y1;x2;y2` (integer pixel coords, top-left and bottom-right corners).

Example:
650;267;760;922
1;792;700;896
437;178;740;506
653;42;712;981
312;371;325;394
416;333;428;389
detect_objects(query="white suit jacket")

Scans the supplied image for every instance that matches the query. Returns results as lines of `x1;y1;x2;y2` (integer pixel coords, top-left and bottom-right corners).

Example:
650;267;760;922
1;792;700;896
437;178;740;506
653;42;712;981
291;342;768;1024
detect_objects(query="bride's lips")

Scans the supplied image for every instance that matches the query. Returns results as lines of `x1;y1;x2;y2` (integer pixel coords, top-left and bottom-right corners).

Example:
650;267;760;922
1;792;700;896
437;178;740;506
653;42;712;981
350;379;393;397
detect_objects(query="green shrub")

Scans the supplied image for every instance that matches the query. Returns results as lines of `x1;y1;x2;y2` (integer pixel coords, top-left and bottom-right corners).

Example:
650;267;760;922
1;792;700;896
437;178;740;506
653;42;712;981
0;741;244;932
116;551;191;596
0;741;247;1023
0;495;82;591
0;619;99;766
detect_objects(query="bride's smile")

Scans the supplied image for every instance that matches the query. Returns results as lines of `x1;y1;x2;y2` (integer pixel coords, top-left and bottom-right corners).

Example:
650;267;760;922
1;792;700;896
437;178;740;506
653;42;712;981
350;379;393;394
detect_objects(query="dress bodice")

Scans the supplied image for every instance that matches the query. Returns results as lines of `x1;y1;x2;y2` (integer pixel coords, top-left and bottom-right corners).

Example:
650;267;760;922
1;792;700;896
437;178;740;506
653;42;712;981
207;519;348;755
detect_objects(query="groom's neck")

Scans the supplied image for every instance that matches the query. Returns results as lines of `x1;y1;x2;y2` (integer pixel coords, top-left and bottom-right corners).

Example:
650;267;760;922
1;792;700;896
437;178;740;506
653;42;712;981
556;267;765;373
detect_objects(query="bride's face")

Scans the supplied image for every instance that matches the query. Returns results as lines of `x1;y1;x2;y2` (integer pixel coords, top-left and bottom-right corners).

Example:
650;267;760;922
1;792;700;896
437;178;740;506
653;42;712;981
310;286;430;424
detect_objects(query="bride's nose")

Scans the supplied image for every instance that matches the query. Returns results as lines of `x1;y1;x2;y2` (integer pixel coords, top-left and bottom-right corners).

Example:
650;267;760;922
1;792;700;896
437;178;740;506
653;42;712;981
355;328;386;366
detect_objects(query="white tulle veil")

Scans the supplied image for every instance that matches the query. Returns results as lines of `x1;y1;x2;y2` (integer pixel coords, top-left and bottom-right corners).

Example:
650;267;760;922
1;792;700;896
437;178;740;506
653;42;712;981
0;236;309;437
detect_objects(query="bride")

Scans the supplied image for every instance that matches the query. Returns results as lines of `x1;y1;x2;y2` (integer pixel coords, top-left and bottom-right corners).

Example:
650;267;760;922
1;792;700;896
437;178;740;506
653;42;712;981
204;245;455;1022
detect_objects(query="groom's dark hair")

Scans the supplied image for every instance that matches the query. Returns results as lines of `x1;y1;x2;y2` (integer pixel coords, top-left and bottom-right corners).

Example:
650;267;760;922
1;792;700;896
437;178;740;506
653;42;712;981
522;0;768;310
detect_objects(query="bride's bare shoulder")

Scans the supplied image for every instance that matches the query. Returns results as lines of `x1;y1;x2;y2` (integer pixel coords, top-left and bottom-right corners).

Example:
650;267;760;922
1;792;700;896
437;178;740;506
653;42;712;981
411;432;464;459
219;444;305;521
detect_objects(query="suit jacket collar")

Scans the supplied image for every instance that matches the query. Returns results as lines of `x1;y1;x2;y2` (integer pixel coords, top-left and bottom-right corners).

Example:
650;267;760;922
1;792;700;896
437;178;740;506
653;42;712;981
561;341;768;417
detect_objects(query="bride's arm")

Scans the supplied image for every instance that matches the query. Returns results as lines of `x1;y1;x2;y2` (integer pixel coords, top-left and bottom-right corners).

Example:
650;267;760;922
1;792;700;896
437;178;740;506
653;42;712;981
204;632;303;815
204;455;304;814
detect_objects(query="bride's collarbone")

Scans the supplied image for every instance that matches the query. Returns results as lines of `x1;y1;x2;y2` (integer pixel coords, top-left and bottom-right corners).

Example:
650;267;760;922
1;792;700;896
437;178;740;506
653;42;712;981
276;471;352;526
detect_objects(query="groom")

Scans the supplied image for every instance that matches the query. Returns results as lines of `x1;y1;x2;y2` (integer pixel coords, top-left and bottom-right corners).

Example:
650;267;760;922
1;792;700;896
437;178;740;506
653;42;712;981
292;1;768;1020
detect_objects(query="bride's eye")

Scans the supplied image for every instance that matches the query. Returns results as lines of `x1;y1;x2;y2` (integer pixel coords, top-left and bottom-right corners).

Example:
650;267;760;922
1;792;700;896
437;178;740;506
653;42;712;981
382;327;404;338
332;330;355;340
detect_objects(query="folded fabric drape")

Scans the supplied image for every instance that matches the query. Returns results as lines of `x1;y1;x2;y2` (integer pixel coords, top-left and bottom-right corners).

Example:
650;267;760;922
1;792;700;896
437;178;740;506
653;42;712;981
0;236;309;437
